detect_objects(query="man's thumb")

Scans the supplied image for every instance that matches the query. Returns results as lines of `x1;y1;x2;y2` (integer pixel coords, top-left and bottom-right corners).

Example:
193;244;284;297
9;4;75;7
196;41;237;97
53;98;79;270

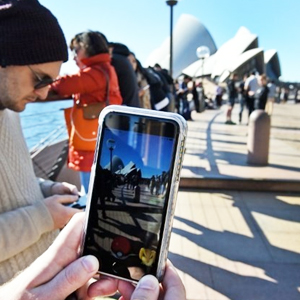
41;255;99;299
130;275;159;300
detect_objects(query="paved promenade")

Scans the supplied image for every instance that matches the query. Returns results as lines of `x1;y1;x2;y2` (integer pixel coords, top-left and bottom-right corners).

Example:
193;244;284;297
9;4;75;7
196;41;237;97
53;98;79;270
180;102;300;191
170;102;300;300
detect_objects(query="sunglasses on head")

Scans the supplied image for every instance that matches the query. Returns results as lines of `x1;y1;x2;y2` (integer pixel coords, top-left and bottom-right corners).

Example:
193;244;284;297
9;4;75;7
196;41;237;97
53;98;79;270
28;65;58;90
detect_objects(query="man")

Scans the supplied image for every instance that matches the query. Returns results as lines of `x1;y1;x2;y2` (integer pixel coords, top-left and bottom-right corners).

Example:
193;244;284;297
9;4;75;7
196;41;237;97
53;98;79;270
225;73;238;124
244;71;259;119
265;79;276;115
0;0;80;284
154;63;175;112
215;84;223;109
108;42;140;108
238;73;248;124
255;74;269;110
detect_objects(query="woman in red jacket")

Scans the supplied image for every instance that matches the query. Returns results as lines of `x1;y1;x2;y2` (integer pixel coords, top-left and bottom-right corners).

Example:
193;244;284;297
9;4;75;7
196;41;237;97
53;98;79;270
50;31;122;193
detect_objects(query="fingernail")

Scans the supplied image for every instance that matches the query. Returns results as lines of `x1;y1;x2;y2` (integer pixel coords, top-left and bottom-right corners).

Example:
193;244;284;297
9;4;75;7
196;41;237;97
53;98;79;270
136;275;158;291
82;255;99;273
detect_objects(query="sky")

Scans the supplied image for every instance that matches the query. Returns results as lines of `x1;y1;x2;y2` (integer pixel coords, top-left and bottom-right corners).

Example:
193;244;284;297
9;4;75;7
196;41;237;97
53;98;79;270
40;0;300;82
100;128;175;178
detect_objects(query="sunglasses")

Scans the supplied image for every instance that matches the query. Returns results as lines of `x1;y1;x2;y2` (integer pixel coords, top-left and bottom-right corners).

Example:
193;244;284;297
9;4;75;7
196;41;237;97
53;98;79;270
28;65;58;90
72;47;81;57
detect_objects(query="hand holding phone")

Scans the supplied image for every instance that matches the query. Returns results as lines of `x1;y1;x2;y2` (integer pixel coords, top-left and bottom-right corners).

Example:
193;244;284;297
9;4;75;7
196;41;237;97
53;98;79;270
64;194;87;209
80;106;187;283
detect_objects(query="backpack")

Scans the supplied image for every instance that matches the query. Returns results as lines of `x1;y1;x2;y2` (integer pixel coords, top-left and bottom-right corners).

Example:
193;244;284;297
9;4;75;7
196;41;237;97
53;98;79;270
144;68;169;111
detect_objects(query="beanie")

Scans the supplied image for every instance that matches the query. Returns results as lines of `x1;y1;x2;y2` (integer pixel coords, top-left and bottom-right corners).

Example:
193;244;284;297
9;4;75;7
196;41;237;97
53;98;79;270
0;0;68;67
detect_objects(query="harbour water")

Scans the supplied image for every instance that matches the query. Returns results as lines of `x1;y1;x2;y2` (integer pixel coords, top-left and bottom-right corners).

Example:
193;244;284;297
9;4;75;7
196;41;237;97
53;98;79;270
20;100;73;151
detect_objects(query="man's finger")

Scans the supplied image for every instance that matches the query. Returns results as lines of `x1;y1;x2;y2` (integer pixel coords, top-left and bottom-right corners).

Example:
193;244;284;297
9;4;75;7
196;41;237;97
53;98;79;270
88;276;135;300
25;213;85;287
129;275;159;300
161;260;186;300
56;194;79;204
35;255;99;300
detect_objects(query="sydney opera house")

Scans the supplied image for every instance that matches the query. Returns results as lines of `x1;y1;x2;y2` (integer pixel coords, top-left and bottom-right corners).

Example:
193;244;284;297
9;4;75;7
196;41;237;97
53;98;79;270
145;14;281;83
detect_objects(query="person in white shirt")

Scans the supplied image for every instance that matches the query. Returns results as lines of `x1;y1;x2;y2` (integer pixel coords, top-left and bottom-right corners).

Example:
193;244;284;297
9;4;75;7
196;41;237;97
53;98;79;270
244;71;259;119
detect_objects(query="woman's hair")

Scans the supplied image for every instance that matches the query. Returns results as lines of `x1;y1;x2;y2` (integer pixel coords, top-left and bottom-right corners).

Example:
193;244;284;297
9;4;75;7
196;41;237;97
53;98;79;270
70;31;109;57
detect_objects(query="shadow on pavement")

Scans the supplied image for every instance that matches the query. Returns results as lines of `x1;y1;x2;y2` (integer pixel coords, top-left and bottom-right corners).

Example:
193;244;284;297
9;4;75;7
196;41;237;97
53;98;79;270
170;191;300;300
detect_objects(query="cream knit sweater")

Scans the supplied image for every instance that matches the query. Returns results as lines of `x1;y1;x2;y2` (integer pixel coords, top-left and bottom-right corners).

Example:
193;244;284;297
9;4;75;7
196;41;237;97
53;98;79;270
0;109;58;284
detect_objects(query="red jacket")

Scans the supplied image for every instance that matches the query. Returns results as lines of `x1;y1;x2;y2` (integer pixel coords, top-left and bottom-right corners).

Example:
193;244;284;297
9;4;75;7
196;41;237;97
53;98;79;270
51;53;122;172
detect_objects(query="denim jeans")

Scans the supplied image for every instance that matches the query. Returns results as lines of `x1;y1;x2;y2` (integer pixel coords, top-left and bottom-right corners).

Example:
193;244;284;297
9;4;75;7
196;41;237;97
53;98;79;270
80;171;91;194
239;97;246;122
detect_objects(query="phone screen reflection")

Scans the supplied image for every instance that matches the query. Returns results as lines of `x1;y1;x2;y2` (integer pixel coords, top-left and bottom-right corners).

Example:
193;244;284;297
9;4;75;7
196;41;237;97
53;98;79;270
83;116;177;281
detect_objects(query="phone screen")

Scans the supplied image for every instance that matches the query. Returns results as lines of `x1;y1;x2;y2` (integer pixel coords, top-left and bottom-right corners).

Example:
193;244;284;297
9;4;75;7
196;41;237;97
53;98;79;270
82;112;179;282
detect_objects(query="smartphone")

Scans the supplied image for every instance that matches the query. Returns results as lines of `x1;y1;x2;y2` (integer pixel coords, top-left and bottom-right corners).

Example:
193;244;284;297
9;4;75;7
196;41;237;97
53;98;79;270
70;194;87;209
64;194;87;209
80;105;187;283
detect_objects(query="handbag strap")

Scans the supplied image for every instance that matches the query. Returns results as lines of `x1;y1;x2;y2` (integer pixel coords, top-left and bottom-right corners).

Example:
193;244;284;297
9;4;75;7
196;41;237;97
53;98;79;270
92;65;110;106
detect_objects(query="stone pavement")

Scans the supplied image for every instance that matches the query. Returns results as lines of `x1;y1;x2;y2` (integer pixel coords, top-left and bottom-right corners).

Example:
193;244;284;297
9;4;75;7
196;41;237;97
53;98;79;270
180;102;300;191
169;102;300;300
171;189;300;300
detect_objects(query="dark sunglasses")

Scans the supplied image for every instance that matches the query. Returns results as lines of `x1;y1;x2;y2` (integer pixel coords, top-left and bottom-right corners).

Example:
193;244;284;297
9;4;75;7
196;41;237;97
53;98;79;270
72;47;81;56
28;65;58;90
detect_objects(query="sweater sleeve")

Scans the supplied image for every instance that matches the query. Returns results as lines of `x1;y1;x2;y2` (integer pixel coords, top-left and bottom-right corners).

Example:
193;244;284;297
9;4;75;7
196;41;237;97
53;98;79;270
0;200;54;262
38;178;55;198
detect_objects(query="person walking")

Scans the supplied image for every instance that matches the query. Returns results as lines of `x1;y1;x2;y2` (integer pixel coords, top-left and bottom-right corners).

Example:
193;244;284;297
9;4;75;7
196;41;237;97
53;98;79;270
225;73;238;124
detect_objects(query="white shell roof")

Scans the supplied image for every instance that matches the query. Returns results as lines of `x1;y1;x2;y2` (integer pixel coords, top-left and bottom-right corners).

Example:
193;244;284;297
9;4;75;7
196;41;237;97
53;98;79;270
145;14;217;78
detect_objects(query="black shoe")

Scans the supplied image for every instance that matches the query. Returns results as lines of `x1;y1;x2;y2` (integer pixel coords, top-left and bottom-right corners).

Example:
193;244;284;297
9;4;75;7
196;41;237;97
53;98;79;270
225;120;236;125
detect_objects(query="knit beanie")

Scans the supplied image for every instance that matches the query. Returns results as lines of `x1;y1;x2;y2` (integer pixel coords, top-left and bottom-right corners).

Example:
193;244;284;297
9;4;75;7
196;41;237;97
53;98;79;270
0;0;68;67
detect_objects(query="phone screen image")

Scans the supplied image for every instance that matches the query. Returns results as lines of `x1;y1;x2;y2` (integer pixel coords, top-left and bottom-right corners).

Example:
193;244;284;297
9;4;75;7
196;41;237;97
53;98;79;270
82;112;179;282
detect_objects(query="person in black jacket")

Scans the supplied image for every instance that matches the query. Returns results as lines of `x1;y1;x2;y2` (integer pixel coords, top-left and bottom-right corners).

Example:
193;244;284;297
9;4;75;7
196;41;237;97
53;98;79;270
255;74;269;110
154;63;175;112
225;73;238;124
97;35;140;108
109;42;140;108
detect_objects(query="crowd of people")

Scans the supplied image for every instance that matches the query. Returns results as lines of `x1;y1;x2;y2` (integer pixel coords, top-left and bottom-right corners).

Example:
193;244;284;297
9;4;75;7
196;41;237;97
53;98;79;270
217;71;280;125
0;0;186;299
44;31;182;194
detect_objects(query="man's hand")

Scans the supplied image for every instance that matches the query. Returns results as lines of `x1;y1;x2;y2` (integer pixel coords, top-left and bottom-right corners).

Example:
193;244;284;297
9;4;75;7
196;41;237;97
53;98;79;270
0;212;186;300
87;260;186;300
44;194;80;229
51;181;79;196
0;213;99;300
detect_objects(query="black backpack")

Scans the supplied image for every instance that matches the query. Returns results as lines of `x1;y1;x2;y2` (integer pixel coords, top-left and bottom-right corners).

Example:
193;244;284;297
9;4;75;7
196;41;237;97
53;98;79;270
144;68;169;111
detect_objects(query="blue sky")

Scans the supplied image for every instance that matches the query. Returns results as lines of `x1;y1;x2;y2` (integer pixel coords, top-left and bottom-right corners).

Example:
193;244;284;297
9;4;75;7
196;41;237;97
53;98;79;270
100;128;175;178
40;0;300;82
